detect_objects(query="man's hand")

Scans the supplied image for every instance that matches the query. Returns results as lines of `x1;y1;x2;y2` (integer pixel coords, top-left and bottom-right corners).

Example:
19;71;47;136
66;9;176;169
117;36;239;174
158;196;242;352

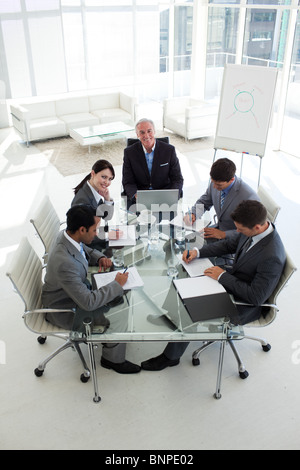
98;257;112;271
204;227;226;239
115;271;129;287
182;249;198;263
204;266;225;280
183;212;196;226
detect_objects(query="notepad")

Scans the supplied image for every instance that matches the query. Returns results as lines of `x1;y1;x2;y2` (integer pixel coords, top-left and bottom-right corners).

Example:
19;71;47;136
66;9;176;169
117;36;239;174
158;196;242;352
170;214;211;232
177;255;213;277
93;266;144;290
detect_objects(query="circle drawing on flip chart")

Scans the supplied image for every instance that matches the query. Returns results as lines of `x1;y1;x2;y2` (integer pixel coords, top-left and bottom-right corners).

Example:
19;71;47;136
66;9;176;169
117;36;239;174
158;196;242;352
230;88;259;128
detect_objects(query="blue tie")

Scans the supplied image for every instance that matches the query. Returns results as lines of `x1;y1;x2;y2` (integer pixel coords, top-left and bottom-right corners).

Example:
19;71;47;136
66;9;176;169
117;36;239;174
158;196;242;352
80;243;87;261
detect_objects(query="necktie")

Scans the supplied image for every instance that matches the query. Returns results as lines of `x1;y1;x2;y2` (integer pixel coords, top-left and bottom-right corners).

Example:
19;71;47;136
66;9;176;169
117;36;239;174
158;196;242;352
220;190;226;208
237;237;253;260
80;243;87;261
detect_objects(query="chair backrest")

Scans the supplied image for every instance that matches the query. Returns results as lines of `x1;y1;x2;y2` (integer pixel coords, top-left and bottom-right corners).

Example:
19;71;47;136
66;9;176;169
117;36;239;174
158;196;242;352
126;136;170;146
253;251;297;326
268;252;297;306
6;237;43;312
257;185;281;223
30;196;61;261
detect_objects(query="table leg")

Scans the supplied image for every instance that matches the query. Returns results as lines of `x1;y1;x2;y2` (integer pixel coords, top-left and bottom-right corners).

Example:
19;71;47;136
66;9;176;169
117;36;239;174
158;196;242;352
214;340;225;399
84;319;101;403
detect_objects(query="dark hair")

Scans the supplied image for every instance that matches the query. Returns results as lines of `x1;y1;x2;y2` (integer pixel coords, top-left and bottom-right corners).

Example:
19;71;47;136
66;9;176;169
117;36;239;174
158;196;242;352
73;159;115;194
231;200;267;228
66;204;97;233
210;158;236;182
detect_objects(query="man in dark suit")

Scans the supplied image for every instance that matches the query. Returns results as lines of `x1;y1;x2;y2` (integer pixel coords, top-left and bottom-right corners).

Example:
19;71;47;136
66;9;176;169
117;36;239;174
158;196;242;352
122;118;183;209
42;204;141;374
142;200;286;371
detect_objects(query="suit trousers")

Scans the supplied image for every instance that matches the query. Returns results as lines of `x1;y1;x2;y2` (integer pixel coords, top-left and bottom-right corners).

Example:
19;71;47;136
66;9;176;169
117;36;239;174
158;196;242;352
73;304;127;364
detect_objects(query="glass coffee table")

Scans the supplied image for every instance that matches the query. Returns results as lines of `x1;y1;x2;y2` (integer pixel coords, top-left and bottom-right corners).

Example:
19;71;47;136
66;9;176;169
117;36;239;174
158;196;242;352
74;224;244;403
69;121;134;152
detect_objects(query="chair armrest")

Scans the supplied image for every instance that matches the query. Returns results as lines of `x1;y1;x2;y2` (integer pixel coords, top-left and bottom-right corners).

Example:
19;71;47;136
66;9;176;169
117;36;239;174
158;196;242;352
232;299;278;310
24;308;74;316
119;93;137;120
10;104;29;122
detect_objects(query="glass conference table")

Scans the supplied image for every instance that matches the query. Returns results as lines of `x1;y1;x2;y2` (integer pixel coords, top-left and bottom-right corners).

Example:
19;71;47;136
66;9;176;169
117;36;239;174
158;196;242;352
75;219;244;403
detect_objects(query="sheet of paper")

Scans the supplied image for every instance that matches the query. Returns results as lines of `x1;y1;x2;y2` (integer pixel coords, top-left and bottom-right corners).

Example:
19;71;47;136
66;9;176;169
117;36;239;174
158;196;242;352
108;225;136;246
173;276;226;299
93;266;144;290
170;214;211;232
177;255;214;277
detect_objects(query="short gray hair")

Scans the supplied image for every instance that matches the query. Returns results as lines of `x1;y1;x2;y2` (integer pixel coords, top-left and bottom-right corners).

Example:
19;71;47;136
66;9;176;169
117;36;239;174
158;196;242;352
135;118;155;132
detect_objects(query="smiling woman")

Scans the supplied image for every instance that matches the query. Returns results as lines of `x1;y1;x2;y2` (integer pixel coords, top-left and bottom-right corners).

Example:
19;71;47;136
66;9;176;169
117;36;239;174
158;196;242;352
71;159;115;251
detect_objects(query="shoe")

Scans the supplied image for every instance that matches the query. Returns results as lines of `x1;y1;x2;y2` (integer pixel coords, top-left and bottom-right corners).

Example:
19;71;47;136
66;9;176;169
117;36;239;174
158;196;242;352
100;357;141;374
141;353;180;371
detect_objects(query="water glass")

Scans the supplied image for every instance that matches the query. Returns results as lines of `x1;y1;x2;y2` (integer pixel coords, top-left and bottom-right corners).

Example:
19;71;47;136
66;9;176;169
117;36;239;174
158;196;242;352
167;259;178;278
113;249;124;268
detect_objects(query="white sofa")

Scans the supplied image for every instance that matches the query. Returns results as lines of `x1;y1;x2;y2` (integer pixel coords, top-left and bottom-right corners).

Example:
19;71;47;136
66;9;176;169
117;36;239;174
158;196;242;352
10;91;137;146
163;96;218;141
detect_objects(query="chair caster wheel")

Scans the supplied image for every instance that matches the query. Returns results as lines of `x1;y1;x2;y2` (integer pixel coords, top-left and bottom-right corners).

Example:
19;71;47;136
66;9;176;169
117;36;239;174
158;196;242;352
262;344;271;352
37;336;46;344
239;370;249;379
80;373;90;383
34;368;44;377
192;358;200;366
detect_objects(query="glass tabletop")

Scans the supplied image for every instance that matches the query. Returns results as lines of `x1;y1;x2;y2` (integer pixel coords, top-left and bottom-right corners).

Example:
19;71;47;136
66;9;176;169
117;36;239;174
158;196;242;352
79;220;244;344
71;121;134;139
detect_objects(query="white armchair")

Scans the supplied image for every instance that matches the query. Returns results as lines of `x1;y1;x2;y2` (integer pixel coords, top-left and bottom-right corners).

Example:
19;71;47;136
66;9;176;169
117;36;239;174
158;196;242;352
163;96;218;141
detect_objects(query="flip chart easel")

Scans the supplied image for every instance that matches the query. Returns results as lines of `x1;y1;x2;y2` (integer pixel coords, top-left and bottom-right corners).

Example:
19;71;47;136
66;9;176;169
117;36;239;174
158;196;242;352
213;64;278;187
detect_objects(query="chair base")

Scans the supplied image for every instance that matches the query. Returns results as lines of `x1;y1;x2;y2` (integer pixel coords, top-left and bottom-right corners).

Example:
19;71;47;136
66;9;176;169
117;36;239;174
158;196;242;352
34;336;91;383
192;333;272;397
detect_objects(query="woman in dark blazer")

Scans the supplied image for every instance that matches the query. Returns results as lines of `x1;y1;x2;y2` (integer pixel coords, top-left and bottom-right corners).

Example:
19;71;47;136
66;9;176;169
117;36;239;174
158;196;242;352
71;159;115;250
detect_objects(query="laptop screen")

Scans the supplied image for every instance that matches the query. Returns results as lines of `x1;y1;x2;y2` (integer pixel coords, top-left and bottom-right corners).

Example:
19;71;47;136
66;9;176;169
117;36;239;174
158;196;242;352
136;189;179;212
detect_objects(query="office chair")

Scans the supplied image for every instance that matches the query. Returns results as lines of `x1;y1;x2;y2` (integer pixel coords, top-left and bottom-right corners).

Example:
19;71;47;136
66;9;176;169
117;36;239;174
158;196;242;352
192;251;297;387
6;237;91;383
30;195;65;265
257;185;281;223
126;136;170;146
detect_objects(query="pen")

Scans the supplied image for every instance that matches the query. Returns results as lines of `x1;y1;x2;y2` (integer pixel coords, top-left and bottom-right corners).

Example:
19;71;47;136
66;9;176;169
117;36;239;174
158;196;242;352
187;242;190;259
123;266;128;273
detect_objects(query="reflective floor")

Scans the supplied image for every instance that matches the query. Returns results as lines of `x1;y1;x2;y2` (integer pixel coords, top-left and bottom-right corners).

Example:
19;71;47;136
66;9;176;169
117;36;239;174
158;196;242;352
0;125;299;450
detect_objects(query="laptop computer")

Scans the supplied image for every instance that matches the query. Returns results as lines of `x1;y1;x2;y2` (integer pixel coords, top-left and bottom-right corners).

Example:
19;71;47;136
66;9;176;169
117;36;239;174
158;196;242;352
136;189;179;212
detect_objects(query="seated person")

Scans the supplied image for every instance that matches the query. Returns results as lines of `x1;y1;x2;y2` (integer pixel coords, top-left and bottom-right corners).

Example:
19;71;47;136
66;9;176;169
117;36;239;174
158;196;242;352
142;200;286;371
71;159;115;250
41;204;140;374
122;118;183;210
183;158;259;241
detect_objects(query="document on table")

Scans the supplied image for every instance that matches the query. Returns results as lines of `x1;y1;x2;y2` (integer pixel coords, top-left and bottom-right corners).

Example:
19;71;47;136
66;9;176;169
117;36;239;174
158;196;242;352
177;255;213;277
108;225;136;246
173;276;238;323
93;266;144;290
170;214;211;232
173;276;226;299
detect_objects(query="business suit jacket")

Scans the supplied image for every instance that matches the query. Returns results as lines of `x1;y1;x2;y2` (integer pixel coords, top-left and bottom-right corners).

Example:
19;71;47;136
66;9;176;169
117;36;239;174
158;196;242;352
199;225;286;324
122;139;184;201
192;177;260;238
71;182;98;210
41;231;123;329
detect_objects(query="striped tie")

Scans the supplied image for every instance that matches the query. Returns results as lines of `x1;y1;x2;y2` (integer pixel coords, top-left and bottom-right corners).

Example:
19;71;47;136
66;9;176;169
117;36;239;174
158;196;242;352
220;190;226;208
